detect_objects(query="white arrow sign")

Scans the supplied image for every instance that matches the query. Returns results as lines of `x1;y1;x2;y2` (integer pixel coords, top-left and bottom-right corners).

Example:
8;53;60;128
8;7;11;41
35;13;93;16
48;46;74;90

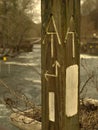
64;16;76;58
45;60;60;81
65;31;75;58
42;15;62;58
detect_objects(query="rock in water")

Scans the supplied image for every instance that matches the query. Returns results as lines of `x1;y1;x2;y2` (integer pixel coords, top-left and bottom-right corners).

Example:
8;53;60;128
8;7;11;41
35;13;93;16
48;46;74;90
10;112;41;130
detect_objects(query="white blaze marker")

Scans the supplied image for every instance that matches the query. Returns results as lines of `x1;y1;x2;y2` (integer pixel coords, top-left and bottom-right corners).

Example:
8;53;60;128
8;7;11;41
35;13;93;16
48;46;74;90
66;64;78;117
49;92;55;121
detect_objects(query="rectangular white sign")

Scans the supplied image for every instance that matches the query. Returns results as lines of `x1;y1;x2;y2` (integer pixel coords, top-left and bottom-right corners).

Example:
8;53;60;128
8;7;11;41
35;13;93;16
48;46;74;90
66;64;78;117
49;92;55;121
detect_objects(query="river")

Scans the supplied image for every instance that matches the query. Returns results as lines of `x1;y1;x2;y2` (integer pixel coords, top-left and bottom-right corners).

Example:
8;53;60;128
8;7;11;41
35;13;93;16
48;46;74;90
0;45;98;130
0;45;41;130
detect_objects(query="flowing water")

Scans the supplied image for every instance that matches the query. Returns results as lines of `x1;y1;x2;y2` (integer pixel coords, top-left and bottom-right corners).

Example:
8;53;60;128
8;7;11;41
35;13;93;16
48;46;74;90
0;45;98;129
0;45;41;130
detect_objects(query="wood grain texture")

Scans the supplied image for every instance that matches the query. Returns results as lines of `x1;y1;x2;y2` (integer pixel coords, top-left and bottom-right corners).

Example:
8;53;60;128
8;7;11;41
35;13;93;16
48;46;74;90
41;0;80;130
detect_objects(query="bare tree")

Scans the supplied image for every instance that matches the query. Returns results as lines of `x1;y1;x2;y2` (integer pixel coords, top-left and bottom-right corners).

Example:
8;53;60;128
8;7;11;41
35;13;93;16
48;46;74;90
0;0;36;55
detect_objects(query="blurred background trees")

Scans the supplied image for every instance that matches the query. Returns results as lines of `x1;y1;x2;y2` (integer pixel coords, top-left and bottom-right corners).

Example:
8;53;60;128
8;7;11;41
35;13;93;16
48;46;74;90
0;0;98;54
81;0;98;43
0;0;40;55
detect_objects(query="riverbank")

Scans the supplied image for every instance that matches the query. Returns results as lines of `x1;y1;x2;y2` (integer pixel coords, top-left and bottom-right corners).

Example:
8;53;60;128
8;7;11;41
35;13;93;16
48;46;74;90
0;46;98;129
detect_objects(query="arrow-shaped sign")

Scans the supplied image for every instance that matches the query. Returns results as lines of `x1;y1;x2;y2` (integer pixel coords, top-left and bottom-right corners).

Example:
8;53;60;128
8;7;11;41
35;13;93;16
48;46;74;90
52;60;60;76
42;15;62;58
45;60;60;81
65;31;75;58
64;16;76;58
42;15;61;45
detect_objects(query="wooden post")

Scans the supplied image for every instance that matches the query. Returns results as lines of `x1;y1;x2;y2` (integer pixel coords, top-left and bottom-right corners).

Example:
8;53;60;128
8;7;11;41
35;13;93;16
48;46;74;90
41;0;80;130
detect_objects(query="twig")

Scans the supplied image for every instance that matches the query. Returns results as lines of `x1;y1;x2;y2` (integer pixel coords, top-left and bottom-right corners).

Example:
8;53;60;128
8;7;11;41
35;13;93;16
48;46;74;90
80;75;94;94
0;79;36;110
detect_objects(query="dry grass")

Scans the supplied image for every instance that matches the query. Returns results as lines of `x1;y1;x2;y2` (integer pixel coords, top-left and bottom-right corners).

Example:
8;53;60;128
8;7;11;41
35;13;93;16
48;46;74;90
80;104;98;130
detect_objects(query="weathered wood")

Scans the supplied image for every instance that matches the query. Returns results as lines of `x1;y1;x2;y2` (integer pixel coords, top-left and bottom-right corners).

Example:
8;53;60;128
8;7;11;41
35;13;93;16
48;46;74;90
41;0;80;130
